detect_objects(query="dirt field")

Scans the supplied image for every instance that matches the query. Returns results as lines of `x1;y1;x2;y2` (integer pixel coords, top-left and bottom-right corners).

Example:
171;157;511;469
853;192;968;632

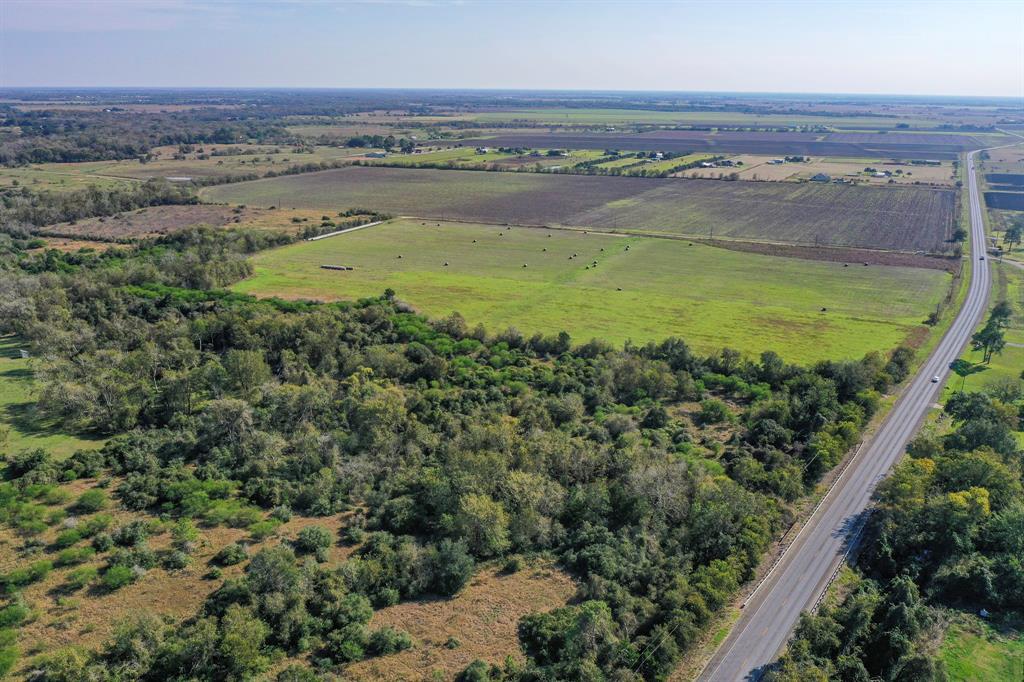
683;155;956;186
203;166;957;252
345;562;576;681
983;144;1024;174
39;238;116;253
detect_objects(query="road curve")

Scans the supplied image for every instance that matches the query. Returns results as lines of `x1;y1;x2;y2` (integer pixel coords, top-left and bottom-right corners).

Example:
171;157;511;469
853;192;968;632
697;150;993;681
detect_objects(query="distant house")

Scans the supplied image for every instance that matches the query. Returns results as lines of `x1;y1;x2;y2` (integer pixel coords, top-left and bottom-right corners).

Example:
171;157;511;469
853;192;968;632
475;147;490;154
810;173;831;182
700;161;715;168
653;152;664;160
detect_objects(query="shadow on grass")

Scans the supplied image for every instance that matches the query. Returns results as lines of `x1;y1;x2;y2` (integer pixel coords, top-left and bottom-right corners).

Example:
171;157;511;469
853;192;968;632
0;367;32;380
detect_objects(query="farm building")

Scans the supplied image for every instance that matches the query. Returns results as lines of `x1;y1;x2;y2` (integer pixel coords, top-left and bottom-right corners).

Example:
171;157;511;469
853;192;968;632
810;173;831;182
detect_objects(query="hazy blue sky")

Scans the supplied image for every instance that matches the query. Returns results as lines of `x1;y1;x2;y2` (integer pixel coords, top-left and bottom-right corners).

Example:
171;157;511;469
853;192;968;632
2;0;1021;97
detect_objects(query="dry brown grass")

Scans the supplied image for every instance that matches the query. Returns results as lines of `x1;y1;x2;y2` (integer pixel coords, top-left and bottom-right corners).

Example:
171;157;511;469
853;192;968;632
39;238;116;253
3;477;355;669
39;205;346;242
344;561;576;681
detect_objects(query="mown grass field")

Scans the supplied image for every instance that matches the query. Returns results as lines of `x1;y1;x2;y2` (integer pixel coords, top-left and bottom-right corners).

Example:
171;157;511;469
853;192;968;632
202;166;957;252
955;262;1024;390
939;613;1023;681
232;220;950;362
0;337;103;460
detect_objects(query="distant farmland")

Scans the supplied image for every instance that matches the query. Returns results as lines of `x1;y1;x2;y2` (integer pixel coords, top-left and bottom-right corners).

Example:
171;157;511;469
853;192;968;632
457;130;1002;160
233;219;951;362
203;166;957;252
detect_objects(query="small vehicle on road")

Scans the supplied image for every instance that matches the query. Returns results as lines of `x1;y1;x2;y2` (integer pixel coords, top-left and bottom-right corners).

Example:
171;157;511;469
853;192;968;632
980;256;986;260
931;375;940;383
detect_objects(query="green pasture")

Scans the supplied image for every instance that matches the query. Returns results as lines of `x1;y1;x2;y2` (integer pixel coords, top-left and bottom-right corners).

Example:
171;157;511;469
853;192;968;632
954;262;1024;390
368;147;516;166
0;166;134;192
0;337;103;460
939;613;1023;681
232;219;949;363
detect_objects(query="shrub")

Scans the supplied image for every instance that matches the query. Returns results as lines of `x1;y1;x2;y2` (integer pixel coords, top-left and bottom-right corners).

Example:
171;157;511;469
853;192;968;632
0;641;15;677
112;520;150;547
341;525;366;546
101;565;137;591
78;513;113;537
294;526;333;554
53;529;82;549
1;560;52;590
162;550;190;570
64;566;98;591
55;547;96;567
91;532;114;552
75;489;107;513
43;488;71;506
276;665;320;681
248;519;281;541
367;626;412;655
270;505;293;523
698;398;732;425
0;604;29;628
214;543;248;566
428;539;474;596
457;660;493;682
171;519;200;553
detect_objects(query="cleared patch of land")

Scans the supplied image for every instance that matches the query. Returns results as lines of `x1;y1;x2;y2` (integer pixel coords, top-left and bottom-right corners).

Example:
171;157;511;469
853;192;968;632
982;144;1024;174
233;220;951;362
0;337;104;460
22;144;370;187
38;238;115;253
684;155;956;186
202;166;957;252
345;562;575;681
39;205;358;241
939;613;1023;681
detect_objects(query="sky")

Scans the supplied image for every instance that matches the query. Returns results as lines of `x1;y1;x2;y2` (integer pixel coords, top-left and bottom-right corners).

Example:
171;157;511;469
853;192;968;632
1;0;1022;98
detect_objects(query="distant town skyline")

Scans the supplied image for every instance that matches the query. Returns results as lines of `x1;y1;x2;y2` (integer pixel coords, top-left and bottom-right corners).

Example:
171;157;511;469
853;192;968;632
2;0;1022;98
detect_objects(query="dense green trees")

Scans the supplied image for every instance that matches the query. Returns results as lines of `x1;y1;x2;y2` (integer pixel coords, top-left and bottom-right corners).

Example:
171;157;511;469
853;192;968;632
770;386;1022;681
0;227;925;680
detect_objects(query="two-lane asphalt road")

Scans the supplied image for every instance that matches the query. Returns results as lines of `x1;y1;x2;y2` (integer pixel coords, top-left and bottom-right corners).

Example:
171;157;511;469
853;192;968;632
698;150;993;681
